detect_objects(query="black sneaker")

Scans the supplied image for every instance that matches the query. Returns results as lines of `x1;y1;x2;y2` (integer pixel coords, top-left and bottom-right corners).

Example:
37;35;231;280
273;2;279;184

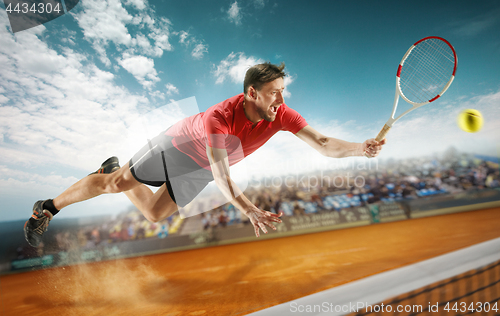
24;200;53;247
90;156;120;175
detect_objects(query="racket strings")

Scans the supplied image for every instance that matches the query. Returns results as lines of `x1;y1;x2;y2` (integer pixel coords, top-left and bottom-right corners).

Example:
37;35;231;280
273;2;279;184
401;41;454;102
403;48;452;100
399;38;455;104
412;43;453;84
407;41;454;87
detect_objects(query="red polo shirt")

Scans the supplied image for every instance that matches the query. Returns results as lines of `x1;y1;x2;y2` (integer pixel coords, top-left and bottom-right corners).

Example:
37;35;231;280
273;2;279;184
165;93;308;169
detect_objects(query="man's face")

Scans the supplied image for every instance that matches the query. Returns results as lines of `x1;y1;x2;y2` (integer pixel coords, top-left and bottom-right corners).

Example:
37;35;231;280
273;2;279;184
253;77;285;122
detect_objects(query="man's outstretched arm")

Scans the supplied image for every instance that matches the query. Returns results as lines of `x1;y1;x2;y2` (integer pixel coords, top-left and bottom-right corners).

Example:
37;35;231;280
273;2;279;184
206;145;282;237
295;125;386;158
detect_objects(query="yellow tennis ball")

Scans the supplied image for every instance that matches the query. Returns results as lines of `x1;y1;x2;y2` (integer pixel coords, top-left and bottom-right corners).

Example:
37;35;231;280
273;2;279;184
457;109;483;133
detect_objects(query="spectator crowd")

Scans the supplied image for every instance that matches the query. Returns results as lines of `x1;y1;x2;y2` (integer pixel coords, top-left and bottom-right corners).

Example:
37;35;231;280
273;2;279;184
24;148;499;257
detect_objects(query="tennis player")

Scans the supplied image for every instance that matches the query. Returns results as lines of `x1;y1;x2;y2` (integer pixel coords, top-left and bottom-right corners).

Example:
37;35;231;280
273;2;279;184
24;62;386;247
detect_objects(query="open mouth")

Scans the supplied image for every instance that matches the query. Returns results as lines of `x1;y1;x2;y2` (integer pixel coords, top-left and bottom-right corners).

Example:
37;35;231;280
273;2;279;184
270;105;279;114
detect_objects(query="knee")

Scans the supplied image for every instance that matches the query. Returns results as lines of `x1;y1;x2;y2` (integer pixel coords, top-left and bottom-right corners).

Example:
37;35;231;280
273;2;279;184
141;207;163;223
142;204;177;223
143;213;162;223
104;175;130;194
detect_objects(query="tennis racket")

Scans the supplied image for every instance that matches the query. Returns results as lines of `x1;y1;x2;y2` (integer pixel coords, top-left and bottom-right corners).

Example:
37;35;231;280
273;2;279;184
366;36;458;156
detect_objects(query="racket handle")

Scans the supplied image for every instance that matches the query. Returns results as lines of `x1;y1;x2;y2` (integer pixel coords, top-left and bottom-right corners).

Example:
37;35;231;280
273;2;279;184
375;124;391;142
364;124;391;158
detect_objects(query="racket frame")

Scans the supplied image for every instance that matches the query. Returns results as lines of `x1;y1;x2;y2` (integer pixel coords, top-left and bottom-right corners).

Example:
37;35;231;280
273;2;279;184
374;36;457;142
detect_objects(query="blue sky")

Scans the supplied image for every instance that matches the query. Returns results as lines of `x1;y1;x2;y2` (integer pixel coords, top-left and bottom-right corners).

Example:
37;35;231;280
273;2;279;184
0;0;499;221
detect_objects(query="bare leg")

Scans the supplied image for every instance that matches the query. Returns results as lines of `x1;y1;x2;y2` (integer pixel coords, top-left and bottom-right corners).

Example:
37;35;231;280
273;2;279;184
52;162;178;222
51;174;111;209
52;163;138;210
124;184;178;222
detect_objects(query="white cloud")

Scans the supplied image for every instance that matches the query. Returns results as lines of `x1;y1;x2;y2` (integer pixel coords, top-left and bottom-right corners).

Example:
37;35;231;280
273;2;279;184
0;165;78;191
59;28;77;46
73;0;133;65
213;52;264;84
456;20;495;37
92;43;112;66
134;33;152;50
75;0;132;45
146;17;173;55
228;1;242;25
0;95;9;104
450;8;500;38
165;83;179;96
192;43;209;59
73;0;173;65
148;90;165;100
283;74;295;98
125;0;146;10
118;53;160;89
176;30;208;59
178;30;190;44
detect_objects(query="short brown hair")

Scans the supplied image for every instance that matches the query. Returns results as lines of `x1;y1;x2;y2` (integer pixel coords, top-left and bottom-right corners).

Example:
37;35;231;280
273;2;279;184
244;62;286;95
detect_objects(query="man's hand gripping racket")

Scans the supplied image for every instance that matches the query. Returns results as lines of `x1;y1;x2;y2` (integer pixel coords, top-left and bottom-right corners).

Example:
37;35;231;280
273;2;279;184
364;36;458;157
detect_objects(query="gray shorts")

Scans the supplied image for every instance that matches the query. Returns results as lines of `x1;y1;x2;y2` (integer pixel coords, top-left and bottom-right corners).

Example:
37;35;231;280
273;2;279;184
129;130;213;207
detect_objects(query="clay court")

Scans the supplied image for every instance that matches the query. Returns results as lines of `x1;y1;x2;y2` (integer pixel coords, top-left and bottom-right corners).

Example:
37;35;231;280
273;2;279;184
1;207;500;316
